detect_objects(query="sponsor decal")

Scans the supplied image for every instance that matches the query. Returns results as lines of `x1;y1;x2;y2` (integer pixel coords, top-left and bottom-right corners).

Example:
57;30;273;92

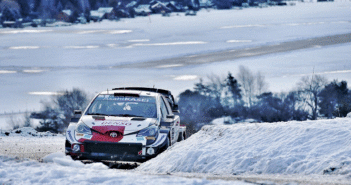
67;130;74;141
76;133;84;136
100;121;132;126
96;95;156;103
93;116;105;121
137;137;145;141
83;134;93;139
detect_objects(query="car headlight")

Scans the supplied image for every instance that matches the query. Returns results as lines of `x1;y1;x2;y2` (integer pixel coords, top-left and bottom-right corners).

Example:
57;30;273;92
137;126;158;137
76;122;91;135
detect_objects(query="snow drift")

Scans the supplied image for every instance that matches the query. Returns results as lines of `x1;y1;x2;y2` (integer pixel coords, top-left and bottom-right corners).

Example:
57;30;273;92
137;118;351;177
0;154;249;185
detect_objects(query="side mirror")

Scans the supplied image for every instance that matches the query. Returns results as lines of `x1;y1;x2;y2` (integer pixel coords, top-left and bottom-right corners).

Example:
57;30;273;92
71;110;82;123
172;104;180;115
166;115;175;119
160;119;173;127
74;110;82;118
172;104;179;111
74;110;82;115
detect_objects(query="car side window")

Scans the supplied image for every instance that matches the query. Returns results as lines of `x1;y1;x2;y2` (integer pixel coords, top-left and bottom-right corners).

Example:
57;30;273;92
160;97;169;119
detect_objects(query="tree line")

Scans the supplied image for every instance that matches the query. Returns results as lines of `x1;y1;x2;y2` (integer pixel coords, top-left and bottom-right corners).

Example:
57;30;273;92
178;66;351;134
7;65;350;134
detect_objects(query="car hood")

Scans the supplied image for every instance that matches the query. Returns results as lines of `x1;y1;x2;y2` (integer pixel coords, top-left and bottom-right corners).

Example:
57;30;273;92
80;116;157;135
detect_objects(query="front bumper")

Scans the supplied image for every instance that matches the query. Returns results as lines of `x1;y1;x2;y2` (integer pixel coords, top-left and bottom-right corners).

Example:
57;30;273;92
66;140;166;162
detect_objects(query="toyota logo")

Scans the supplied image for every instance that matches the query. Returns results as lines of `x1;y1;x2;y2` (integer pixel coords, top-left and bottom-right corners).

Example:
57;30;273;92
110;132;118;138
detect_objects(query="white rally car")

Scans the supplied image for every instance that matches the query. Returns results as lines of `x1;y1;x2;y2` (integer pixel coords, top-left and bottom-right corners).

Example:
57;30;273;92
65;87;186;162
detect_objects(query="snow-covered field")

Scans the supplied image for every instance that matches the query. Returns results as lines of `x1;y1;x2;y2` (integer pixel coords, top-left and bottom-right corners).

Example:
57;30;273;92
0;155;251;185
1;2;351;127
1;118;351;184
0;127;64;161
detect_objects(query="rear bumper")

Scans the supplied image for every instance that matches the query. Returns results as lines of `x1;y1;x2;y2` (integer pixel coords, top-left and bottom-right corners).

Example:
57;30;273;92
66;140;166;162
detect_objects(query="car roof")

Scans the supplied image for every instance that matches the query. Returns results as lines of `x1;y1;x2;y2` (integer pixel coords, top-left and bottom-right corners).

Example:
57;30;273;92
112;87;172;96
100;89;160;97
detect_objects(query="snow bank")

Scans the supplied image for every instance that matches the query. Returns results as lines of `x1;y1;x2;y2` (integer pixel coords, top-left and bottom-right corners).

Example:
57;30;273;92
211;117;233;125
0;127;62;137
0;154;250;185
138;118;351;177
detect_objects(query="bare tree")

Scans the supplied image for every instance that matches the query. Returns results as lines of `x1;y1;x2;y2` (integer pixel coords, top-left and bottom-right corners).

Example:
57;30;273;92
206;74;225;101
237;66;268;108
23;112;32;127
53;88;89;128
256;71;268;95
297;74;328;120
35;88;89;133
237;66;255;107
7;115;21;130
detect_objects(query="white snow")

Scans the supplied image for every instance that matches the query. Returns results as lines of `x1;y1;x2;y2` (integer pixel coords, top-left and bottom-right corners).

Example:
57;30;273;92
0;70;17;74
8;46;41;50
28;92;65;96
0;134;65;161
210;117;234;125
137;118;351;180
1;118;351;183
0;154;251;185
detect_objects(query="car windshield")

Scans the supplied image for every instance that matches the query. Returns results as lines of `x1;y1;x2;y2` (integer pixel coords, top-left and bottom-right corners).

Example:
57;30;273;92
86;94;157;118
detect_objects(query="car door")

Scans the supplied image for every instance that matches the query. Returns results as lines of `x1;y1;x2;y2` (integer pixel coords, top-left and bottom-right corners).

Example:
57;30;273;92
160;96;179;144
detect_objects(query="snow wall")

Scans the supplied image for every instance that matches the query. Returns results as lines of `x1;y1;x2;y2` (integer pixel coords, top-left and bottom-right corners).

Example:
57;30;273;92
137;118;351;176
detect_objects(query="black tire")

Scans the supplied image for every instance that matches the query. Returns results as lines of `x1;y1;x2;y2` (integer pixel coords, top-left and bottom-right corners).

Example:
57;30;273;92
65;139;71;154
160;136;170;153
177;132;184;142
178;131;187;142
65;139;78;160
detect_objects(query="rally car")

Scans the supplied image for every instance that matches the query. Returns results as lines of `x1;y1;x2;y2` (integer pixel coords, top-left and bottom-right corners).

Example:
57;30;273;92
65;87;186;162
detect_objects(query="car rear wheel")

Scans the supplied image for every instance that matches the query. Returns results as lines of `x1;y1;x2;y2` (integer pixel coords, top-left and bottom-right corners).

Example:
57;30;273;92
177;131;186;142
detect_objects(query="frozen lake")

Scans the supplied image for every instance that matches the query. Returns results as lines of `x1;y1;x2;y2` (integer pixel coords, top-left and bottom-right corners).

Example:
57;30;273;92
1;2;351;127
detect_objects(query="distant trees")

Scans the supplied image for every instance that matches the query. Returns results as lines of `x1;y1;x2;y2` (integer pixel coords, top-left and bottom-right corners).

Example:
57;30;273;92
34;88;89;133
296;75;328;120
237;65;268;108
178;67;351;135
213;0;233;9
0;0;21;21
319;80;351;118
17;0;30;17
223;72;243;116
